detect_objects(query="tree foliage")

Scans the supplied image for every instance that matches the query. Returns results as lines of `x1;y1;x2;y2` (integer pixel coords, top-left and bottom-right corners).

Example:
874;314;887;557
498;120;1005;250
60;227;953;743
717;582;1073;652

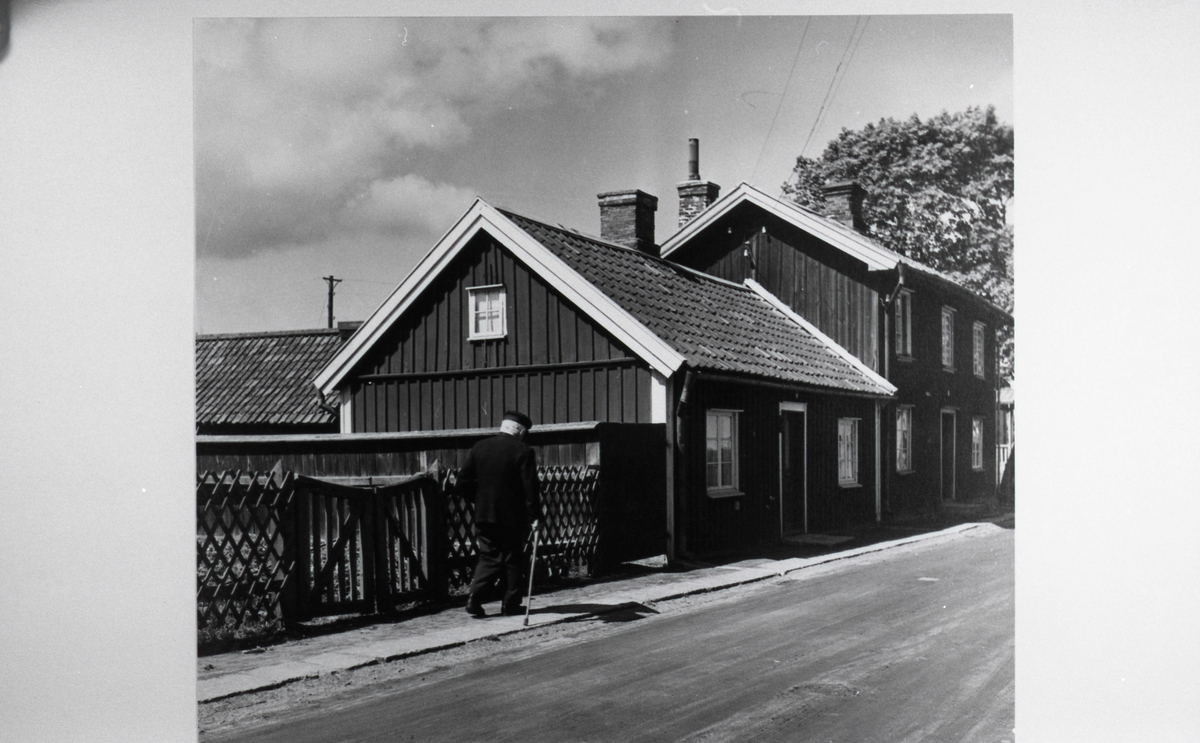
782;106;1014;376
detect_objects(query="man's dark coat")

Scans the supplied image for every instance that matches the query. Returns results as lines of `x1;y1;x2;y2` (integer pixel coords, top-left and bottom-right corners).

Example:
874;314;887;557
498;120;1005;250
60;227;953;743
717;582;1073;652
458;433;541;529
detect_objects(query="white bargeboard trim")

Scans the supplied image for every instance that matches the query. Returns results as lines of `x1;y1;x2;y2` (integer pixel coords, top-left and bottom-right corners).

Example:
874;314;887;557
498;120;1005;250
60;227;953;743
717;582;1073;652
314;199;686;397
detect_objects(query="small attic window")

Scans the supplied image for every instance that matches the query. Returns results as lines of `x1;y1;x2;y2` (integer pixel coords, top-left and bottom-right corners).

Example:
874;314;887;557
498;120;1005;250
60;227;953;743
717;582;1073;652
468;285;506;340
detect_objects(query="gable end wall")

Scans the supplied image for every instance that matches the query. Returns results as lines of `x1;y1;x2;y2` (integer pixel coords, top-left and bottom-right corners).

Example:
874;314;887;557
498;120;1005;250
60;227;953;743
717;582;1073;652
345;233;654;432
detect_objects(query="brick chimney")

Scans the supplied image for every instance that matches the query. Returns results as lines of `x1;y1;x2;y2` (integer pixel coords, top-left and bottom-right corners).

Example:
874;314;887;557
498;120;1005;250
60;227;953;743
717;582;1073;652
677;138;721;228
821;181;867;233
598;189;659;256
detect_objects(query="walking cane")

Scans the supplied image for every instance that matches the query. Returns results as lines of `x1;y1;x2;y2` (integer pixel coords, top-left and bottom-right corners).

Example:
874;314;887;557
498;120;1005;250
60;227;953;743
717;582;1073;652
523;521;540;627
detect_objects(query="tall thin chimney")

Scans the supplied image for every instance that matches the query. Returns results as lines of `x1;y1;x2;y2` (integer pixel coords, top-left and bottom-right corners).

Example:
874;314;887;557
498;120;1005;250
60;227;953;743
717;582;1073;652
598;189;659;256
687;137;700;181
821;181;867;233
677;138;720;228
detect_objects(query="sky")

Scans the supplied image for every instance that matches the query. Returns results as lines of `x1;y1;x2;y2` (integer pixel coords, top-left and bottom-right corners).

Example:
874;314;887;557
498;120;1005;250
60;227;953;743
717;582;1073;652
194;14;1013;334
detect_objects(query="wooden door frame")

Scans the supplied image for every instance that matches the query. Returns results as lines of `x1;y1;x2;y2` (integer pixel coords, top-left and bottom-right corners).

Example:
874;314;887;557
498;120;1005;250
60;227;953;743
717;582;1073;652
940;408;957;502
778;402;808;538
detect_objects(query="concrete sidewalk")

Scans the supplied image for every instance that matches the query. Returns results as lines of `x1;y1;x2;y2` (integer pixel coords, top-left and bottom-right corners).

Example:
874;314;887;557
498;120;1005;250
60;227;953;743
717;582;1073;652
198;522;992;703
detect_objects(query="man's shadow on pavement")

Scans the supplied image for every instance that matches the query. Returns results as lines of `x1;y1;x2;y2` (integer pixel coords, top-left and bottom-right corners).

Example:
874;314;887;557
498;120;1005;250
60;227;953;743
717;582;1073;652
530;602;659;623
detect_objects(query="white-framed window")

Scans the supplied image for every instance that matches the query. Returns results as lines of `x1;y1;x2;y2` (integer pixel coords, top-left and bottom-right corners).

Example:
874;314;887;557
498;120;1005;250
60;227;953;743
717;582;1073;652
895;289;914;358
941;306;956;371
973;321;986;378
896;406;914;473
467;285;506;340
706;410;739;493
838;418;860;486
971;416;985;470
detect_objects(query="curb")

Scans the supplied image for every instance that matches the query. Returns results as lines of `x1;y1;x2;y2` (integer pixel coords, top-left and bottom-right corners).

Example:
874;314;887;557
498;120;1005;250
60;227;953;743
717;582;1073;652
199;521;991;703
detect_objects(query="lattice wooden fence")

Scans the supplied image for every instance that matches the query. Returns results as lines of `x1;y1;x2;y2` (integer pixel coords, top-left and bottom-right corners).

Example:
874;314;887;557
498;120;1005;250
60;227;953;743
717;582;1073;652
198;463;602;631
534;466;603;579
197;469;295;633
442;465;602;591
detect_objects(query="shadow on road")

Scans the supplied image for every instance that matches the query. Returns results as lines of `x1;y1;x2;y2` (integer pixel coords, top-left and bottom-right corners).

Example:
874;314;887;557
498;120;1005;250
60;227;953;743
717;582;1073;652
532;602;659;623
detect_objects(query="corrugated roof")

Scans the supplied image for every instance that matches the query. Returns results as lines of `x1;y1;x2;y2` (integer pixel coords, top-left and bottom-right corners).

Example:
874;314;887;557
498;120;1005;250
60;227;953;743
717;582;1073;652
195;329;345;427
501;210;893;396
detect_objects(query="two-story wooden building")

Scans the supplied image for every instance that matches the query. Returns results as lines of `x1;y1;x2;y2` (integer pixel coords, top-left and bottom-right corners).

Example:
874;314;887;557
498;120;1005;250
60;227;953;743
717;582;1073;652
659;156;1012;521
313;196;896;559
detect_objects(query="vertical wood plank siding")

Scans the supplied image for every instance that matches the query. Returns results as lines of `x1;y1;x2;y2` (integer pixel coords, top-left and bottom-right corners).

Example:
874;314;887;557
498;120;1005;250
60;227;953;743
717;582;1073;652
348;234;653;432
675;212;880;371
884;272;998;514
680;379;877;556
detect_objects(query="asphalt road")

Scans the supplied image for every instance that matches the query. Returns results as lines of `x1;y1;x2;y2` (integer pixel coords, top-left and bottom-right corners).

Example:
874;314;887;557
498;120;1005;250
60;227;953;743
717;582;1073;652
211;527;1013;743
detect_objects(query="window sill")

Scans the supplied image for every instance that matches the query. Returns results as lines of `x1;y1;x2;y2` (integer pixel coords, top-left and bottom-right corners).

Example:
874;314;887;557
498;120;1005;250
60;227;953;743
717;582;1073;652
942;366;956;374
468;334;507;342
838;481;862;490
706;488;744;499
896;468;915;476
896;354;915;363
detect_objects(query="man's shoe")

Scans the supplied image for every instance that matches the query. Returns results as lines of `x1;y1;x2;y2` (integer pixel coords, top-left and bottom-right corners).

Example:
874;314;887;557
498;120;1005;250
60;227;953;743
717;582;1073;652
465;599;486;618
500;603;525;616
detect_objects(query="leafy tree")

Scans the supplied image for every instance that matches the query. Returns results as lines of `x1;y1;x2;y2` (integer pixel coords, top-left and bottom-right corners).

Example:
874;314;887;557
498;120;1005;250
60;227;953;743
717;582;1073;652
782;106;1014;377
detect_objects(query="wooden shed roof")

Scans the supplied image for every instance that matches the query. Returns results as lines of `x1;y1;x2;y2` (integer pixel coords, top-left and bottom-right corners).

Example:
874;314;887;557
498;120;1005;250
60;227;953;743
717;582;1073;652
196;329;345;428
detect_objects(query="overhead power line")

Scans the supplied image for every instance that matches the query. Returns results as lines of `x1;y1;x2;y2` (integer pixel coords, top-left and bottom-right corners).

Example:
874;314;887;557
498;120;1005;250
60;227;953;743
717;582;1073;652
749;17;811;185
799;16;871;159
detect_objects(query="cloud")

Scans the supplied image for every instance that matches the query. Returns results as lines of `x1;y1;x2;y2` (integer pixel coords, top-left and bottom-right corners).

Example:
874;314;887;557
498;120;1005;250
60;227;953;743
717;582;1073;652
195;17;672;258
347;174;478;235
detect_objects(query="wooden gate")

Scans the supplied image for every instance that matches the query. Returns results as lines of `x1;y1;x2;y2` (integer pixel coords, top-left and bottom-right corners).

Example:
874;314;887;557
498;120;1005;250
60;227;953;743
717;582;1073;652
290;474;442;621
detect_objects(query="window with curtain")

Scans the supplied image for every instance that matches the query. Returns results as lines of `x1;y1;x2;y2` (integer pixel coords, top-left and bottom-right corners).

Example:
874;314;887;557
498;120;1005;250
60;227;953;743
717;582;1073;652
972;416;985;470
896;406;913;473
706;410;739;492
895;289;914;358
973;321;986;378
941;306;956;371
838;418;860;486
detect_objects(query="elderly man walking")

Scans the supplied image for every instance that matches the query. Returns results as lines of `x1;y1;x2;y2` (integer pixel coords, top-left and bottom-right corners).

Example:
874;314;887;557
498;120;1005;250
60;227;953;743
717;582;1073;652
458;410;542;618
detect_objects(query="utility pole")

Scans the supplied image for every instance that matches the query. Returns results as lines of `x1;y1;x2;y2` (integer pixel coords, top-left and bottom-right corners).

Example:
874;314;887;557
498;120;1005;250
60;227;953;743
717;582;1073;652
323;275;342;329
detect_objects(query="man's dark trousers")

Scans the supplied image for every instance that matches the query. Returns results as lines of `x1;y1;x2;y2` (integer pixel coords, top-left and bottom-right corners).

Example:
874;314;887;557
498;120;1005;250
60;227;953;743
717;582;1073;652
468;523;528;609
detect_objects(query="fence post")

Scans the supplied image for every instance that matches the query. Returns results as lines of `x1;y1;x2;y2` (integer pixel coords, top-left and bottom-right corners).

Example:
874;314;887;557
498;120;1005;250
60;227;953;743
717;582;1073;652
278;473;301;626
372;485;393;614
294;485;313;622
361;485;379;614
427;474;450;600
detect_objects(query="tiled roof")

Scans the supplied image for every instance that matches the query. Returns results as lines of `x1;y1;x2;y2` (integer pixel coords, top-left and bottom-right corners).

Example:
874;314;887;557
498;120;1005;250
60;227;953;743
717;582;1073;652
501;210;893;396
196;329;345;427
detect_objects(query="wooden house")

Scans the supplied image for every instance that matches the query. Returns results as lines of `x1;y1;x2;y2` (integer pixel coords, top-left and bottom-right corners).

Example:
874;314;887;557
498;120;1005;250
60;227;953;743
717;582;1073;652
195;325;357;436
313;196;896;559
659;160;1013;520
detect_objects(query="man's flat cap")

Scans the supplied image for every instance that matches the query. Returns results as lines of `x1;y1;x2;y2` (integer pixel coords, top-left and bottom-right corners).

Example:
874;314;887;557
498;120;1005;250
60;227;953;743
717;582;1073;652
503;410;533;429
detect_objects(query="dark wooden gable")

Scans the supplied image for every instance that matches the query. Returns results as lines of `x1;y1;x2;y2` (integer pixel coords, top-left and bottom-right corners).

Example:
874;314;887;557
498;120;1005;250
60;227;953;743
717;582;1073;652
671;202;880;371
345;230;654;432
